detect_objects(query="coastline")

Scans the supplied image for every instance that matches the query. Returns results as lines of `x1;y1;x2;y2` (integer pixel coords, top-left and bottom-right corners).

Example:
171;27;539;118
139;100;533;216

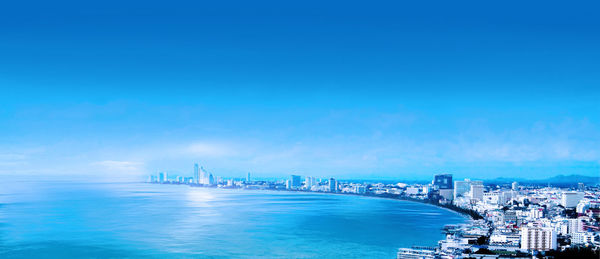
147;182;481;220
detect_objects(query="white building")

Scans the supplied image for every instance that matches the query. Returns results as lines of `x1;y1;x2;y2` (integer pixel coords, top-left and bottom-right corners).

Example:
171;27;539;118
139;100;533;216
439;189;454;201
470;181;484;201
406;186;420;195
568;218;583;234
454;179;471;198
520;227;557;251
561;191;582;208
572;232;597;245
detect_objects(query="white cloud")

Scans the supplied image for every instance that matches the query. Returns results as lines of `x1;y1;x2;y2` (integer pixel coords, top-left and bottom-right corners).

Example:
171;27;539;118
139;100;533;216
184;142;238;157
92;160;143;172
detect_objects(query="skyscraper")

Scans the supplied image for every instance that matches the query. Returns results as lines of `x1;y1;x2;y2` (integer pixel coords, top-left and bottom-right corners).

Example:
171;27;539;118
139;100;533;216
512;181;518;191
199;166;209;185
433;174;453;189
208;173;215;185
194;163;199;184
329;178;337;193
433;174;453;200
470;181;484;201
290;175;301;189
454;179;471;198
246;172;251;182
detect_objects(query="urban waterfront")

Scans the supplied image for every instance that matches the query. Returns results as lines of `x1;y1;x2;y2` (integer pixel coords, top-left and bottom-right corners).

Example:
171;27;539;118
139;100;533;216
148;166;600;258
0;180;467;258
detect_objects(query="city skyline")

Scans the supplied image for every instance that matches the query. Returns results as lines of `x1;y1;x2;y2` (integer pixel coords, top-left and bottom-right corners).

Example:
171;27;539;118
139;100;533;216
1;1;599;181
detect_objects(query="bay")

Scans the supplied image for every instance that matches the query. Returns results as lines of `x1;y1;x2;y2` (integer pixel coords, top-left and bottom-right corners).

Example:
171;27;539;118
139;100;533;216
0;181;467;258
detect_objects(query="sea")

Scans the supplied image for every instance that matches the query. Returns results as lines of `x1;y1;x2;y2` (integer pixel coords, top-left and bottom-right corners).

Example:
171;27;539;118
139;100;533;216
0;181;467;258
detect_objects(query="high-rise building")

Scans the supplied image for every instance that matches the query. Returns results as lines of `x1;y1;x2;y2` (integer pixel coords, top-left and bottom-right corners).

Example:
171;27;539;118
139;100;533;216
433;174;453;189
329;178;337;193
568;218;583;234
439;189;453;201
194;163;199;184
158;172;167;183
454;179;471;198
208;173;215;185
305;176;316;189
561;191;582;208
433;174;453;201
198;166;211;185
246;172;251;182
512;181;518;191
520;227;557;251
578;182;585;192
470;181;484;201
290;175;301;189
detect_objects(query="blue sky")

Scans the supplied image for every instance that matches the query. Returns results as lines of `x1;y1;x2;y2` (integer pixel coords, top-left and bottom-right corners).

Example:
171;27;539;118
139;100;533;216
0;0;599;181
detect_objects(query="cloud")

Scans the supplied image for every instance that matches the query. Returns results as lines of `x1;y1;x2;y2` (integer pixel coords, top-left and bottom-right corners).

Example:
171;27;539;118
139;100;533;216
92;160;143;172
184;142;238;157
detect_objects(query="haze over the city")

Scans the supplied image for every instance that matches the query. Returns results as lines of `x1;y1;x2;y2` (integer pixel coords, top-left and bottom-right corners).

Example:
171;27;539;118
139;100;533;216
1;1;598;181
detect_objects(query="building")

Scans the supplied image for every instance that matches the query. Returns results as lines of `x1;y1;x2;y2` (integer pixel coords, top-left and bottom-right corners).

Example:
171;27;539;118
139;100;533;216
329;178;337;193
572;232;598;245
290;175;302;189
439;189;453;201
158;172;167;183
285;179;292;189
194;163;199;184
561;191;582;208
520;227;557;251
397;248;436;259
305;176;316;189
454;179;471;198
568;218;583;234
246;172;251;182
433;174;453;189
470;181;484;201
354;185;366;194
512;181;518;191
578;182;585;192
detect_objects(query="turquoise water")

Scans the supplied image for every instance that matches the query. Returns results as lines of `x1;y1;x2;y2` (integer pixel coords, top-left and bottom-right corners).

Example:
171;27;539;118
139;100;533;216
0;181;467;258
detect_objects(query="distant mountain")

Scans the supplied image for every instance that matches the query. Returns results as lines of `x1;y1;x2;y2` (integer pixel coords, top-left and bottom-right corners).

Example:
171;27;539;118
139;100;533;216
488;174;600;185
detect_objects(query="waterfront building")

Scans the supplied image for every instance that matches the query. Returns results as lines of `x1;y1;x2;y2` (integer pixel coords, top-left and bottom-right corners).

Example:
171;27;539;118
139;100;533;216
561;191;582;208
396;248;436;259
304;176;316;189
406;186;421;195
246;172;251;182
290;175;301;189
520;227;557;251
454;179;471;198
194;163;199;184
208;173;215;185
158;172;168;183
354;185;366;194
439;189;453;201
329;178;337;193
433;174;453;189
470;181;484;201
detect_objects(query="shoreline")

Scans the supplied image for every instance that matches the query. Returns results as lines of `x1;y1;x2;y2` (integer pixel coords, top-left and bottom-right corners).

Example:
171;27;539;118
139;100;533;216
147;182;481;220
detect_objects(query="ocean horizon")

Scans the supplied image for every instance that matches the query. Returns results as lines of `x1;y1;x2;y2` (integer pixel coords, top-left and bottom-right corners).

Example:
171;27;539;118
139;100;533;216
0;180;467;258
